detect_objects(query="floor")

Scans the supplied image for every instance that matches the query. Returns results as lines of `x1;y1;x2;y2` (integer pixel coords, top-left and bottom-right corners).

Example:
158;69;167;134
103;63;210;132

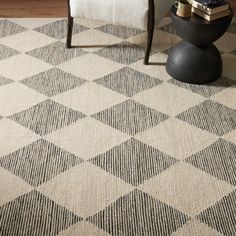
0;0;235;17
0;17;235;236
0;0;67;18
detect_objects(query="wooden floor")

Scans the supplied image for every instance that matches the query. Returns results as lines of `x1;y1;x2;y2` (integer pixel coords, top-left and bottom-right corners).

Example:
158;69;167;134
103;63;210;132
0;0;67;18
0;0;235;18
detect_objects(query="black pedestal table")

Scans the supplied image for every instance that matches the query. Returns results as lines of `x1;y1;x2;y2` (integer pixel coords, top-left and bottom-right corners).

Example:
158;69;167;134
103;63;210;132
166;6;233;84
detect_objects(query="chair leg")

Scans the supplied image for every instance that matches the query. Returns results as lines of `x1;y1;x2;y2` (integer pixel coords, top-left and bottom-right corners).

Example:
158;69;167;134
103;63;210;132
144;0;155;65
67;16;73;48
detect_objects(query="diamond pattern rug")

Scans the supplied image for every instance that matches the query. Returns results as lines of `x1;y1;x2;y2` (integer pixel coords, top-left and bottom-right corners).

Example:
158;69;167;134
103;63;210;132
0;17;236;236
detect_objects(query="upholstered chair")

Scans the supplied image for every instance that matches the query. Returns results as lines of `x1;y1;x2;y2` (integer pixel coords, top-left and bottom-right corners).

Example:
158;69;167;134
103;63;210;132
66;0;174;64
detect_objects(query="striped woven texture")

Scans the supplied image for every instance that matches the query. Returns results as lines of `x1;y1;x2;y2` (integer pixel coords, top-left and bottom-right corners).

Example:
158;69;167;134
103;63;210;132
0;17;236;236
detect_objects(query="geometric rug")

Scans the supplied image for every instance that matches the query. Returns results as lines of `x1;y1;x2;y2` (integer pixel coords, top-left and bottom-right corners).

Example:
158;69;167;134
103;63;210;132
0;17;236;236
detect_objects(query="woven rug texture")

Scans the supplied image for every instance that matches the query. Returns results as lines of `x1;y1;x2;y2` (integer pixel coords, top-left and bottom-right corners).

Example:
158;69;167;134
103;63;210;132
0;17;236;236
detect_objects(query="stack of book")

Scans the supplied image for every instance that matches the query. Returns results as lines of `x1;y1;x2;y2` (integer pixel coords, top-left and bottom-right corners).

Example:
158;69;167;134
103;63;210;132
192;0;231;21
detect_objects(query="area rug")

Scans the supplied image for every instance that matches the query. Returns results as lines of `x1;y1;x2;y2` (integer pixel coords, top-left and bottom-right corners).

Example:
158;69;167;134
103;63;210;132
0;17;236;236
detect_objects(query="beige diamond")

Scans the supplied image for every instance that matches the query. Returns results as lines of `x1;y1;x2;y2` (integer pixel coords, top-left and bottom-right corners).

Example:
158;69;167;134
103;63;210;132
215;32;236;53
0;118;39;156
0;167;33;206
0;54;52;81
222;54;236;80
58;54;124;81
53;82;127;115
223;129;236;145
133;82;206;116
129;53;172;81
0;30;56;52
139;162;234;217
128;29;180;51
8;18;61;29
46;117;130;159
171;219;223;236
0;83;47;116
136;118;218;160
58;221;110;236
38;162;133;218
212;87;236;110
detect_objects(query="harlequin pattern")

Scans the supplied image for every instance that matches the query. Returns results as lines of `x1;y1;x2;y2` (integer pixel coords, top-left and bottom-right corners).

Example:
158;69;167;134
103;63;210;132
0;17;236;236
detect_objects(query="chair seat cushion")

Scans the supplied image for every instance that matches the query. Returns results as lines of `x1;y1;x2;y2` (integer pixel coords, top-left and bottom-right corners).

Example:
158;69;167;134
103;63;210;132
70;0;149;30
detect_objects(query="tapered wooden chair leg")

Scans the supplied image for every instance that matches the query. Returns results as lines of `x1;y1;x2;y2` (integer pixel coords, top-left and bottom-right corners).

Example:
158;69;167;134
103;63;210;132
144;24;154;65
66;16;73;48
144;0;155;65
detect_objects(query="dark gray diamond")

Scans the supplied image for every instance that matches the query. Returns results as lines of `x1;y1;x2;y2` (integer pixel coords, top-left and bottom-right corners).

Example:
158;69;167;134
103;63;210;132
88;189;189;236
0;190;81;236
96;24;144;39
0;19;26;38
0;139;83;187
0;44;19;60
0;75;13;86
27;41;86;66
159;23;177;35
34;19;89;39
161;46;174;55
94;41;146;65
169;76;236;98
95;67;161;97
186;139;236;186
90;138;178;186
92;100;169;135
176;100;236;136
21;68;87;97
9;99;86;136
227;22;236;34
197;189;236;236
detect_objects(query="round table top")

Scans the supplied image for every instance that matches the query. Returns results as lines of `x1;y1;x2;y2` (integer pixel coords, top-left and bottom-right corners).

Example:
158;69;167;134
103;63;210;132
171;5;233;25
170;5;233;44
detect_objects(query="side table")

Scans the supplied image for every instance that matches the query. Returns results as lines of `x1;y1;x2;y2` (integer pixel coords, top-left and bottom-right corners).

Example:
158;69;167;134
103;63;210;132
166;6;233;84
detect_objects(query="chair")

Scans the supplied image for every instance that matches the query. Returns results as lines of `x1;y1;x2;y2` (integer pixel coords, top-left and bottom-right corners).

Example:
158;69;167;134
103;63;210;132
66;0;174;64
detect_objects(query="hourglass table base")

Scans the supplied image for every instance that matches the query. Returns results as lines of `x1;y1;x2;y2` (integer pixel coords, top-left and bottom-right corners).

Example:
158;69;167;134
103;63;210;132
166;41;222;84
166;6;233;84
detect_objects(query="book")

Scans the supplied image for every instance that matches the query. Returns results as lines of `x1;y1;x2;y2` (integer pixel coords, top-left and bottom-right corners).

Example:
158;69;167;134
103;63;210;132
192;7;231;21
192;0;229;15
